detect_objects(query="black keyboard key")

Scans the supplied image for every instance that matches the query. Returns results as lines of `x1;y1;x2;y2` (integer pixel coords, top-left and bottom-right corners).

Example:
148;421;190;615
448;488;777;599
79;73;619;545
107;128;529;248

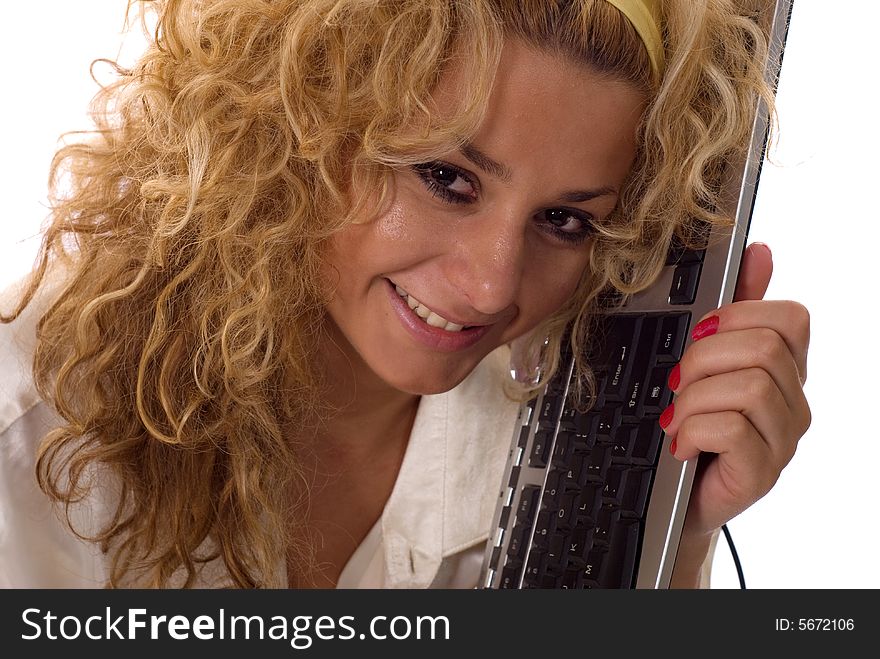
562;455;587;492
594;505;619;546
551;432;574;467
644;364;675;413
597;519;641;589
539;394;563;425
622;317;659;417
580;550;604;586
543;470;564;503
631;419;664;467
656;313;691;361
523;551;546;583
529;430;552;468
555;494;577;532
533;510;554;547
516;486;541;524
562;569;580;589
546;533;566;568
596;316;642;400
594;314;641;369
500;561;522;588
611;424;637;463
559;404;578;428
575;483;605;526
576;484;603;523
669;261;703;305
572;428;597;455
596;408;618;437
507;525;527;559
539;573;562;588
566;526;593;565
571;413;599;443
621;469;653;519
603;467;627;507
585;445;612;482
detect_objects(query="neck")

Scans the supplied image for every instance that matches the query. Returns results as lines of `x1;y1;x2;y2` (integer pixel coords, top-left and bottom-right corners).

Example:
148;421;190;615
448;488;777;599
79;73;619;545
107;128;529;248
311;316;421;464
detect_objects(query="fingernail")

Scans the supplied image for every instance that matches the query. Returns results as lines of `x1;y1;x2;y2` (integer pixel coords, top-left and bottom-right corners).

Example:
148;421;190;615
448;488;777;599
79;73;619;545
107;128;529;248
667;363;681;391
754;242;773;260
659;403;674;429
691;315;719;341
669;438;677;456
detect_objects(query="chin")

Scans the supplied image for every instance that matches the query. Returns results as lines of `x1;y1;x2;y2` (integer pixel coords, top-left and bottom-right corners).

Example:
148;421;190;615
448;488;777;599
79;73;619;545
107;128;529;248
375;360;477;396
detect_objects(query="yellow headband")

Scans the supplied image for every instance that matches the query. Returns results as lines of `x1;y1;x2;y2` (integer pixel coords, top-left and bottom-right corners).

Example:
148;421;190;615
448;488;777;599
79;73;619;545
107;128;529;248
603;0;665;82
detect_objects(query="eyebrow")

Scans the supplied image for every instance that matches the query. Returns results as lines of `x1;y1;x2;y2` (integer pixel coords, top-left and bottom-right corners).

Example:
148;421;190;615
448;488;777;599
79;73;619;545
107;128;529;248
459;143;513;183
458;141;619;202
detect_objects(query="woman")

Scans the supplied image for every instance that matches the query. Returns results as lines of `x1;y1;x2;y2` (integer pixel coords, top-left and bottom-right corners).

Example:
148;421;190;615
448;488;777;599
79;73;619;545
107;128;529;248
0;0;811;588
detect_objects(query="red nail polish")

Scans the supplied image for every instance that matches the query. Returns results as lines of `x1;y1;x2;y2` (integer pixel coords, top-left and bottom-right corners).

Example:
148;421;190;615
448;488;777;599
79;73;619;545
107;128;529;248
669;438;677;456
667;363;681;391
691;315;719;341
659;403;674;429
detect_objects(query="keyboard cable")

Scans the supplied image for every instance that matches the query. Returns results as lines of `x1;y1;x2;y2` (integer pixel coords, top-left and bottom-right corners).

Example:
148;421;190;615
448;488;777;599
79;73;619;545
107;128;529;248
721;523;746;589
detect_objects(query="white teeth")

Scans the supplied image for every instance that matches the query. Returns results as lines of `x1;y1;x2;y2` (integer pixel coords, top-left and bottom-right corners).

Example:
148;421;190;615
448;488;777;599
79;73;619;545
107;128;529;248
392;281;468;332
425;312;447;328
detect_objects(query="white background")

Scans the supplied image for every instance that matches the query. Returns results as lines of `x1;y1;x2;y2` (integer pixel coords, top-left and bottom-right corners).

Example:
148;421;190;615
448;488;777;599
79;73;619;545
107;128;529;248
2;2;878;588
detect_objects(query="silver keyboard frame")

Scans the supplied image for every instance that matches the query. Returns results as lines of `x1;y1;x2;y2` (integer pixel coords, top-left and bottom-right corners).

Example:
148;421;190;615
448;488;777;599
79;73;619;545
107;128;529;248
480;0;794;589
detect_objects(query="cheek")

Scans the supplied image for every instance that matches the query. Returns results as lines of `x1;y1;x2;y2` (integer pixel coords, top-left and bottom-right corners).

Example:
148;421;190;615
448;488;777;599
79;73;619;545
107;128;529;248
520;251;591;324
373;201;410;243
319;194;437;298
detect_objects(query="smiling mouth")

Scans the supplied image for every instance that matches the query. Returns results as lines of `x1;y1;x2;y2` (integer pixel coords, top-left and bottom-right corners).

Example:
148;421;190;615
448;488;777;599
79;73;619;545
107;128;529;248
388;280;479;332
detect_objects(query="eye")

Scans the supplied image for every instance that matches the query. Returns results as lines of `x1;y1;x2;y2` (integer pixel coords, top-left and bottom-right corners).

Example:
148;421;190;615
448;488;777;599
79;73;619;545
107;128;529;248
537;208;596;245
412;161;477;203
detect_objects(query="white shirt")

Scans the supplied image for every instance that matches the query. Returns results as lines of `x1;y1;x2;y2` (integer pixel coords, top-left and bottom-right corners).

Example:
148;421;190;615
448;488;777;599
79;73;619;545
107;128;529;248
0;267;716;588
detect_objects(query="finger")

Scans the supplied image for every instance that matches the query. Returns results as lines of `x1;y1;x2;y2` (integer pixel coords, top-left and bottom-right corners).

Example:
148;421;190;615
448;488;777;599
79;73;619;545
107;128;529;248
733;242;773;302
661;368;800;466
673;326;809;419
671;410;779;533
692;299;810;385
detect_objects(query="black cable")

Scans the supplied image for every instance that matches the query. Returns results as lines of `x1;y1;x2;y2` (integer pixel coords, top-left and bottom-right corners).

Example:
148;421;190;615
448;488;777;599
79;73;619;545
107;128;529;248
721;523;746;589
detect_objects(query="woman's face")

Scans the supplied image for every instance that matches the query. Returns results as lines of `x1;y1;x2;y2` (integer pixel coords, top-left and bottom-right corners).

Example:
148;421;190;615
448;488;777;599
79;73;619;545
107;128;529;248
321;40;646;396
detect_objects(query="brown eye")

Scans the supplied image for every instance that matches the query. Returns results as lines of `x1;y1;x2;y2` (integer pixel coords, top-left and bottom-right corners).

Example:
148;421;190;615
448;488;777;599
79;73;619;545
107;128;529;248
537;208;596;246
431;166;459;186
412;161;477;203
545;208;581;231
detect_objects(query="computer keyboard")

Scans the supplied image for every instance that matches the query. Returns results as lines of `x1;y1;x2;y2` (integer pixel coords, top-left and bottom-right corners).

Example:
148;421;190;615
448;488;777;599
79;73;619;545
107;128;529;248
480;0;794;590
485;232;712;590
487;237;707;590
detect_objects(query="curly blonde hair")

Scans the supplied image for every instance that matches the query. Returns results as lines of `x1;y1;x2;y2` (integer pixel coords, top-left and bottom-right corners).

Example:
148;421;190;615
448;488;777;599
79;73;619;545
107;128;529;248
2;0;775;587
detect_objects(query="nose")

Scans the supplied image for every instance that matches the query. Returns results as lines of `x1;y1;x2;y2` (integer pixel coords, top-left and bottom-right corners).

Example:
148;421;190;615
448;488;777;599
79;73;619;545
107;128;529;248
447;210;525;320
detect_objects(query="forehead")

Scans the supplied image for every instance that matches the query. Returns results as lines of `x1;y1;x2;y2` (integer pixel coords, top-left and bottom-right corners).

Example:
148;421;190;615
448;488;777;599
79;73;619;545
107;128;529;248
435;39;646;186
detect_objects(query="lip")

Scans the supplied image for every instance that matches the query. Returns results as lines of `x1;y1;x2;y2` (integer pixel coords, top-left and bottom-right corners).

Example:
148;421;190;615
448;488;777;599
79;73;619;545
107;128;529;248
384;278;493;352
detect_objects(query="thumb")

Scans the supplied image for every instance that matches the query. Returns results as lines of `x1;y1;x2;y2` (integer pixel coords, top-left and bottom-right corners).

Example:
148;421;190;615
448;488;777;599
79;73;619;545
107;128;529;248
733;242;773;302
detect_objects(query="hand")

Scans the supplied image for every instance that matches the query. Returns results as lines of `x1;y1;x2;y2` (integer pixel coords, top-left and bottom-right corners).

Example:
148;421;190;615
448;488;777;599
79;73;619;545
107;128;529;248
664;242;812;546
